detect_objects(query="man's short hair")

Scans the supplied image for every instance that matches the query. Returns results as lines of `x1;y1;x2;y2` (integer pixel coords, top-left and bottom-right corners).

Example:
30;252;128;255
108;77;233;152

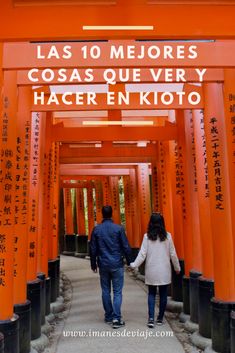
102;205;112;219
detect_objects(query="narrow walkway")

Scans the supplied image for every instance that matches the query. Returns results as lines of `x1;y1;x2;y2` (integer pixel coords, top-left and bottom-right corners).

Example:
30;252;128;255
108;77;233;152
57;255;185;353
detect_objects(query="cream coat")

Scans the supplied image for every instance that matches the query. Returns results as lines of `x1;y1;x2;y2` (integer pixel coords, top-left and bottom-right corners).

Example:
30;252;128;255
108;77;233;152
130;232;180;285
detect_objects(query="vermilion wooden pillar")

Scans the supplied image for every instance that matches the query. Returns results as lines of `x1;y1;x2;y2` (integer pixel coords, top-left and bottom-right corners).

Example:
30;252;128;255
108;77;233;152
158;141;174;234
184;110;202;324
109;176;121;224
34;113;52;324
136;164;151;239
40;112;53;277
203;83;235;352
168;139;185;302
40;115;60;306
37;113;46;274
176;110;194;316
76;188;86;234
48;142;60;301
203;83;235;300
176;111;194;276
0;43;1;84
14;89;37;352
94;180;103;224
47;140;54;261
14;87;31;305
74;186;88;257
63;187;75;256
129;169;141;249
223;69;235;247
87;183;94;240
136;164;151;275
168;140;184;260
151;158;161;213
27;112;43;282
123;176;134;247
26;111;47;339
0;71;17;321
192;110;214;279
63;188;74;235
193;109;214;338
50;142;60;260
0;68;22;352
184;111;202;274
222;71;235;352
102;177;111;206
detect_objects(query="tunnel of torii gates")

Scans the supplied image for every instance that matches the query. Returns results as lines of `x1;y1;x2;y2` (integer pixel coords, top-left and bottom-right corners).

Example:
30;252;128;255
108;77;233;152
0;2;235;353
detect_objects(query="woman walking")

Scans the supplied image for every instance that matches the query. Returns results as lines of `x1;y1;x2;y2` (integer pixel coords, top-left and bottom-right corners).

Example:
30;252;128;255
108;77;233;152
130;212;180;328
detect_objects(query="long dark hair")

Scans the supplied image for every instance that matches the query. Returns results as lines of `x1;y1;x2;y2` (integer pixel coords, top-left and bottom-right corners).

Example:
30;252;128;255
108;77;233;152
147;212;167;241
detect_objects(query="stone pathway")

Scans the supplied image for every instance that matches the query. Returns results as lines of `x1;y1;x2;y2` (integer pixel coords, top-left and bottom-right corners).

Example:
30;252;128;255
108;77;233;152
55;255;185;353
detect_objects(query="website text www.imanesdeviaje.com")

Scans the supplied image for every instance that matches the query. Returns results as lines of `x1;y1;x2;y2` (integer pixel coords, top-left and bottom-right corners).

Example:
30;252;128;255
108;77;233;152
63;329;174;340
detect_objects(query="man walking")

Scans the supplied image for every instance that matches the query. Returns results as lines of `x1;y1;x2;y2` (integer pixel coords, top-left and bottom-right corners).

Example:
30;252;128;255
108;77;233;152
90;205;132;329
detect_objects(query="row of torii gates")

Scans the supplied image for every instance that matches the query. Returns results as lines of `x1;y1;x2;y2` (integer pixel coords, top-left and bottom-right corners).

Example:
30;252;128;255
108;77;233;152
62;166;157;252
0;1;235;353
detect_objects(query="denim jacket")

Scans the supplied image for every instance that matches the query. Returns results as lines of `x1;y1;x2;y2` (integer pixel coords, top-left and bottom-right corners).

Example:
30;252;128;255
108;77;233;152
90;219;132;270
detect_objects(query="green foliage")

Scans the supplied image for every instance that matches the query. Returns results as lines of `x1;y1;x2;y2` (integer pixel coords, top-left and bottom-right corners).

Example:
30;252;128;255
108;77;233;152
83;188;89;235
119;177;126;227
71;188;77;234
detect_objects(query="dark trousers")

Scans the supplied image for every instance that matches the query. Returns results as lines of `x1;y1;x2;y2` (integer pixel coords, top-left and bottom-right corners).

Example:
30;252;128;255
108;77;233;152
148;284;168;320
99;267;124;321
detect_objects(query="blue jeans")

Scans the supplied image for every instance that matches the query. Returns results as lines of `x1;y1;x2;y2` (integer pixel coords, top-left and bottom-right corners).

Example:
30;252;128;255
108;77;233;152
148;285;168;320
99;267;124;321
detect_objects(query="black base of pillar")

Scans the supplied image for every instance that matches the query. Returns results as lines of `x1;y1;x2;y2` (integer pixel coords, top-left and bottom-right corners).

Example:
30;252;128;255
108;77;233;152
171;259;184;302
56;257;60;298
37;273;46;325
27;279;42;340
189;270;202;323
48;259;58;303
45;277;51;316
198;277;214;338
75;235;88;257
182;275;190;315
63;234;76;255
0;332;4;353
0;314;19;353
211;298;235;353
14;300;31;353
231;311;235;353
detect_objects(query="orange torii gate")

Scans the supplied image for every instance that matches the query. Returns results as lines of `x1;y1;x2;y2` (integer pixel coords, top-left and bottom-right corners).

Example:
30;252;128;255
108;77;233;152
53;125;178;142
62;179;90;233
60;169;131;177
1;1;235;41
60;168;146;250
59;143;159;163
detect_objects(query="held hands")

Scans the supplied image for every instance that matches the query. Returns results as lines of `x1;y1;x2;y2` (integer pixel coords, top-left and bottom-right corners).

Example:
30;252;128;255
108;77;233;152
126;266;133;272
126;262;135;272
